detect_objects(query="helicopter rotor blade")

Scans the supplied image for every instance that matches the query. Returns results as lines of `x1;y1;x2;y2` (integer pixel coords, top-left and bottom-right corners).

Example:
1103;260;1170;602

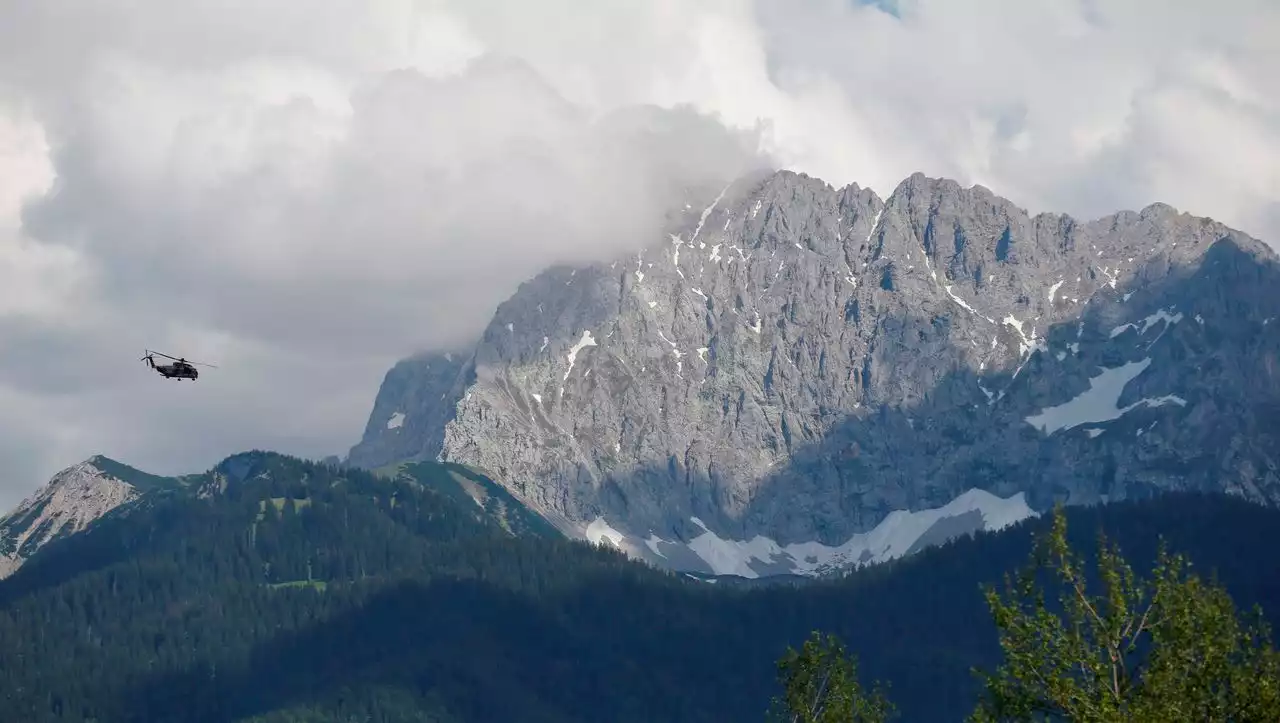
141;348;216;368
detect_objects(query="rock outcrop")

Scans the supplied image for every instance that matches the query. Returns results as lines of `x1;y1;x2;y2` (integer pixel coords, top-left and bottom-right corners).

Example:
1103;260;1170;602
0;456;175;578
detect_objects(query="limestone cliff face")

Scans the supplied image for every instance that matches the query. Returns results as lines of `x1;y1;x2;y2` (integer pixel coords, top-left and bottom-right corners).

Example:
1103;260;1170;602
346;350;472;470
348;169;1280;577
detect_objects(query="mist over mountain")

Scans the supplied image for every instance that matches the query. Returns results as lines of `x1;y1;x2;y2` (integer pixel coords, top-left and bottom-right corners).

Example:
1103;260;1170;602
1;4;1278;722
347;167;1280;578
2;0;1277;511
8;162;1277;587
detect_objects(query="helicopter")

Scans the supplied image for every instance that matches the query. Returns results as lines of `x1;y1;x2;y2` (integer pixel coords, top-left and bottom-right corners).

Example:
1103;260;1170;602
140;350;217;380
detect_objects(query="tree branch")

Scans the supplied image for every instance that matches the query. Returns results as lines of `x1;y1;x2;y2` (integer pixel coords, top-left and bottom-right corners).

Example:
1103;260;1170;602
807;663;833;719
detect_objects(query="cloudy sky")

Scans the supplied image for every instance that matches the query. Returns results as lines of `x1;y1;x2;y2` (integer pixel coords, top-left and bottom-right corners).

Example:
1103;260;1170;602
1;0;1277;507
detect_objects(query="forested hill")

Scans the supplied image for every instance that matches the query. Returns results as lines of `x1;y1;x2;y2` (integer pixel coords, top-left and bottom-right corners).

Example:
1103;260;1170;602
0;451;1277;723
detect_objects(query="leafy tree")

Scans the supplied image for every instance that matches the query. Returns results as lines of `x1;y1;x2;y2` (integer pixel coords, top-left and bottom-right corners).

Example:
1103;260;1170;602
969;505;1280;722
770;630;896;723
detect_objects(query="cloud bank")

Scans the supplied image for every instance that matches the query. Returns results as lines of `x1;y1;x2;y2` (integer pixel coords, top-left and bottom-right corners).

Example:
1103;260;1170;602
0;0;1277;506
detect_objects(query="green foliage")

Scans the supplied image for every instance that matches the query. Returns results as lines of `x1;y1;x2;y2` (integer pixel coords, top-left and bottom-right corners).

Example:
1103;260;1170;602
0;452;1278;723
87;455;185;492
239;686;460;723
397;461;562;539
969;505;1280;722
771;631;895;723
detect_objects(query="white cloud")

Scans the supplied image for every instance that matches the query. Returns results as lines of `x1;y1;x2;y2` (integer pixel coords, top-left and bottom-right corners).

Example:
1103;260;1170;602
0;0;1277;506
0;110;89;322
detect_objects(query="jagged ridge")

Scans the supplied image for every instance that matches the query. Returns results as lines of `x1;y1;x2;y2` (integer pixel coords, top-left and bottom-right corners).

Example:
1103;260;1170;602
348;168;1280;576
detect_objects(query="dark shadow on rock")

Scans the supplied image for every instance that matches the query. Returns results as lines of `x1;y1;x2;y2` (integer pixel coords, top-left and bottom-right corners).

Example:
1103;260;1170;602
733;235;1280;546
529;234;1280;584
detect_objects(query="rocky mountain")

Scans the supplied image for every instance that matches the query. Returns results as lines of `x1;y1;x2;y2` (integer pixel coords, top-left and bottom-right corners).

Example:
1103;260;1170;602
347;169;1280;578
0;455;181;578
348;351;472;470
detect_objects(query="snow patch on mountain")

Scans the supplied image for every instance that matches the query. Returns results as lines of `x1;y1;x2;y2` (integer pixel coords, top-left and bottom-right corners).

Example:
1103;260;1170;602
582;488;1036;579
563;330;598;381
585;516;626;548
1109;308;1184;340
1026;358;1187;435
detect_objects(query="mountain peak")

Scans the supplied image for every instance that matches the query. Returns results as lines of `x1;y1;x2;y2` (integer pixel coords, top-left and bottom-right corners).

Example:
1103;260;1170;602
42;455;121;488
0;455;175;579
